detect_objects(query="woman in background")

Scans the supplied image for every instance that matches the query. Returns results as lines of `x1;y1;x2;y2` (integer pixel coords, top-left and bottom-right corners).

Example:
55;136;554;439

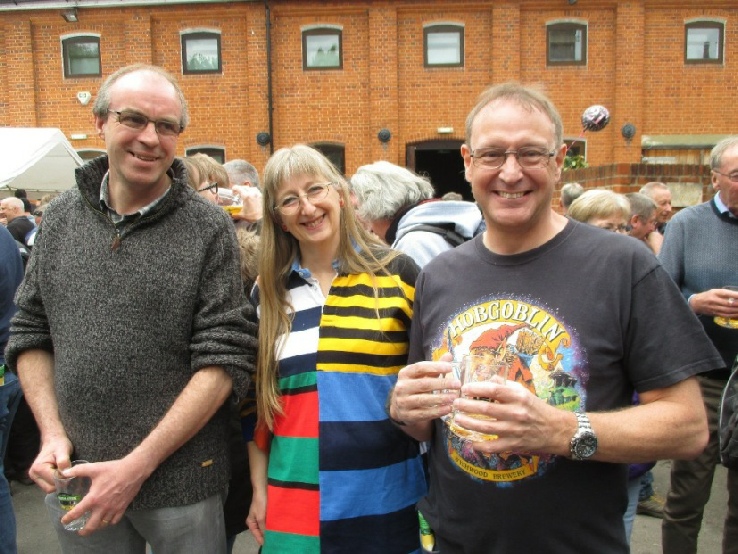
567;189;631;234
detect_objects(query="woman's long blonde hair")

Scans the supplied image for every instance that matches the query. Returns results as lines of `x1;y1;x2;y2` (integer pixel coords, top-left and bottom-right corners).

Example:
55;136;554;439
257;144;401;429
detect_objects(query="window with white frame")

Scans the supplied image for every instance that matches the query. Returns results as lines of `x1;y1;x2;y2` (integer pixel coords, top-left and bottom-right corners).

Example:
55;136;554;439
181;31;222;74
62;35;101;78
424;24;464;67
685;21;724;64
547;22;587;66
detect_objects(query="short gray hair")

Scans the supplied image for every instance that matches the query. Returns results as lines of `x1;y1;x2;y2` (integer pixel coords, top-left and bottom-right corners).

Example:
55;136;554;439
465;82;564;148
639;181;668;197
560;182;584;209
710;136;738;170
223;159;260;189
92;64;189;130
1;197;24;211
625;192;656;220
350;161;434;222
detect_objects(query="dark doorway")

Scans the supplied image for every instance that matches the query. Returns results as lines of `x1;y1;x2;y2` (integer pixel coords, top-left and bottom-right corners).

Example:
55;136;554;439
407;140;469;200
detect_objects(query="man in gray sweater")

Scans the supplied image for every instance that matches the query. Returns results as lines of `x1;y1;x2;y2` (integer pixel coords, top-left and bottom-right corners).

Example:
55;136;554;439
659;136;738;554
6;64;257;554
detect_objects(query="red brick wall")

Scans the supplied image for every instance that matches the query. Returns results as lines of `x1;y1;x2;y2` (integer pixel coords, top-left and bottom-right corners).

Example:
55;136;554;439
555;162;714;212
1;0;737;178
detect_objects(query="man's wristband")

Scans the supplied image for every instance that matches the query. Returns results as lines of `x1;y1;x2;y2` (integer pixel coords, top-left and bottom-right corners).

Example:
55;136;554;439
385;387;407;426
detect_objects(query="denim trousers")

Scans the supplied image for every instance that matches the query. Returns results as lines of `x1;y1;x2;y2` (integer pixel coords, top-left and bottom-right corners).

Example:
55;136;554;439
624;475;641;542
46;490;228;554
663;376;738;554
639;469;655;501
0;372;22;554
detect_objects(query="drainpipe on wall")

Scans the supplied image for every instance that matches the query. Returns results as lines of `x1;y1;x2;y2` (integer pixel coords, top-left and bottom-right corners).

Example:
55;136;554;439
264;0;274;155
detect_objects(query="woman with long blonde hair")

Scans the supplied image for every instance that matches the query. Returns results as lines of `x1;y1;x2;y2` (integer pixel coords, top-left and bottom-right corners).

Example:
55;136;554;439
245;145;426;553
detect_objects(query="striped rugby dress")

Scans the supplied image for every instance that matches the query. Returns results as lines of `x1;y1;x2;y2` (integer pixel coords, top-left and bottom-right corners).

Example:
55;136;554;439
252;255;426;553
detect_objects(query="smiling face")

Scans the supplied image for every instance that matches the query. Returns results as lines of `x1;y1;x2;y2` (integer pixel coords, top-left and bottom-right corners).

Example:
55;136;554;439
95;70;182;203
461;99;566;242
275;174;343;256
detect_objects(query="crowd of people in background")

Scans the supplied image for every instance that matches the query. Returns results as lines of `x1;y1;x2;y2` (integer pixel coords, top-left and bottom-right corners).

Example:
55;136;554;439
0;64;735;554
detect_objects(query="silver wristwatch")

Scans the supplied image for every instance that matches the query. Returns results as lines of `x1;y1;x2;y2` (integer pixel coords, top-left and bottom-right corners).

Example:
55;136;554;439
570;412;598;461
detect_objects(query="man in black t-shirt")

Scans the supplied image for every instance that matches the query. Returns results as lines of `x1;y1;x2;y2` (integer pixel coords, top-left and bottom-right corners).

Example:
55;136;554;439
387;83;721;553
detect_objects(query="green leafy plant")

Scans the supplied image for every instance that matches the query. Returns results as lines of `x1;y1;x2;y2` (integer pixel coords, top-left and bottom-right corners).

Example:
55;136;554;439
564;154;588;171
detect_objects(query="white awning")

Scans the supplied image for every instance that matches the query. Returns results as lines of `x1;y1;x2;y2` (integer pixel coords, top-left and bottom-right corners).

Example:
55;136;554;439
0;127;84;193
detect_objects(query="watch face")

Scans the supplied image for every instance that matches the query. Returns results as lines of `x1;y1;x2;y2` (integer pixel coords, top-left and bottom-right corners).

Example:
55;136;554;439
575;432;598;459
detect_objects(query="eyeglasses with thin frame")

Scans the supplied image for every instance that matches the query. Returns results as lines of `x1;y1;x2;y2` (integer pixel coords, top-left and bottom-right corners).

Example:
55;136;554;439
274;182;335;215
593;222;629;233
198;182;218;195
470;147;556;170
713;169;738;183
107;109;183;137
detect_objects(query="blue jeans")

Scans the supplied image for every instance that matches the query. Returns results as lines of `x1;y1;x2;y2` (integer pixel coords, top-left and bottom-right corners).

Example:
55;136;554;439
0;372;22;554
639;469;655;501
624;474;641;542
46;490;227;554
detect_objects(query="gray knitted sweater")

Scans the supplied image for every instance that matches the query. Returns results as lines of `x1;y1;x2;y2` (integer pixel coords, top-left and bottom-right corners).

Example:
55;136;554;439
6;156;258;510
659;197;738;377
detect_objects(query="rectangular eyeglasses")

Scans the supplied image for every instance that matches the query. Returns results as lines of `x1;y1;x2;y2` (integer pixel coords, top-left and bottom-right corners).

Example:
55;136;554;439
108;109;183;137
471;147;556;170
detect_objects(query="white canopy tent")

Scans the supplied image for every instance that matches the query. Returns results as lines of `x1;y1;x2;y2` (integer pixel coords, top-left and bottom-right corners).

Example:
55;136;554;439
0;128;84;195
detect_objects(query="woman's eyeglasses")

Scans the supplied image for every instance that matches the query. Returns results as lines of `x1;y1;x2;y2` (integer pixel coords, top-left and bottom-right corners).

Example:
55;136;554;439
198;182;218;195
274;182;334;215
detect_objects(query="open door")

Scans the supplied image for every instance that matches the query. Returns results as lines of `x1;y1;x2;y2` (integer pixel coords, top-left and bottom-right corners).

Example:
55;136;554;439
406;140;468;199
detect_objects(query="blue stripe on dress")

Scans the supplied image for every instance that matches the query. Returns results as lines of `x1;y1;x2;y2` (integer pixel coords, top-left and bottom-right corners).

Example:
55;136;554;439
317;372;397;422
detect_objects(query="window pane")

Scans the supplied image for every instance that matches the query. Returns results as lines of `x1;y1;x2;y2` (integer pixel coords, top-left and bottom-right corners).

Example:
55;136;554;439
68;42;98;58
70;57;100;75
185;38;219;70
427;32;461;65
549;28;582;62
687;28;720;60
64;39;100;76
306;34;340;68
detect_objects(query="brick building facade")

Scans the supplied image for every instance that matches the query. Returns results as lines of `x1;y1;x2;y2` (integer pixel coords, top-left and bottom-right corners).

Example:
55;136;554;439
1;0;737;201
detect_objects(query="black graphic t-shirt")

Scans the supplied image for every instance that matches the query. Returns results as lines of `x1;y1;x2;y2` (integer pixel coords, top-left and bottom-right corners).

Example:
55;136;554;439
409;220;722;554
